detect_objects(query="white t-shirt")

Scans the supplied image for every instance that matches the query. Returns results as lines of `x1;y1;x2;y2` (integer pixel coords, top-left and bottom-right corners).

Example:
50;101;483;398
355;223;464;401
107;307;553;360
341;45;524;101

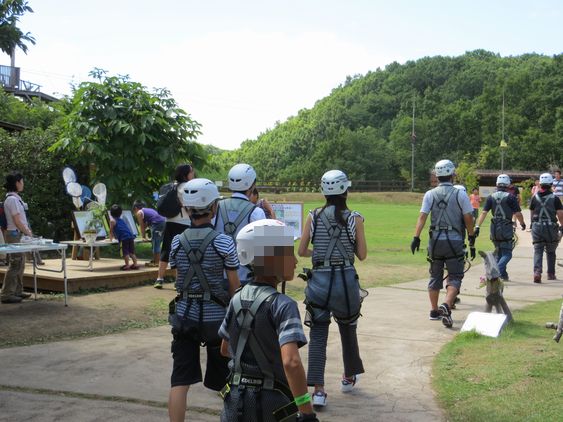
4;193;29;231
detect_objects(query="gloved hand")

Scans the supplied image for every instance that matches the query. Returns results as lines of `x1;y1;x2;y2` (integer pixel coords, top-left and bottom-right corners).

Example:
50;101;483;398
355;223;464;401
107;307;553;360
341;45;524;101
410;236;421;254
468;234;476;248
470;247;476;260
298;413;319;422
559;226;563;235
474;226;480;237
521;223;526;231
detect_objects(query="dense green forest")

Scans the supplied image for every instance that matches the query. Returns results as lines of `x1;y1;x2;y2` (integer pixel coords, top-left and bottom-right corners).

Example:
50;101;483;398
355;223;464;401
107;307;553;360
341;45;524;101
210;50;562;183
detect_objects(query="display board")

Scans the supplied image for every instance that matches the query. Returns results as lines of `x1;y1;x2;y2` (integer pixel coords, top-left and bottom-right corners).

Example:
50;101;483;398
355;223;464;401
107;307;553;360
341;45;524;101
107;210;139;237
72;211;108;239
270;202;304;240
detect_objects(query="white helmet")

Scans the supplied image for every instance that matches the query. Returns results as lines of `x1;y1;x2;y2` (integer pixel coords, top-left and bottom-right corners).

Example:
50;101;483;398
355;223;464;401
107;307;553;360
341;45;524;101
236;219;294;265
453;184;467;193
181;178;220;209
434;160;455;177
228;164;257;191
496;174;511;187
539;172;554;185
321;170;351;196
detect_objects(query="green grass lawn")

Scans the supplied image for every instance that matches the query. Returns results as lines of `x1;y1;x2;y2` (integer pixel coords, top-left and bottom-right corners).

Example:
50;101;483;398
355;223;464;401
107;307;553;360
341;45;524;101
433;299;563;422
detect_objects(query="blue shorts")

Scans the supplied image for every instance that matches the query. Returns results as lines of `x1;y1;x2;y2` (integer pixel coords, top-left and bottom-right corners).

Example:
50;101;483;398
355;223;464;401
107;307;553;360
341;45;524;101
151;221;165;254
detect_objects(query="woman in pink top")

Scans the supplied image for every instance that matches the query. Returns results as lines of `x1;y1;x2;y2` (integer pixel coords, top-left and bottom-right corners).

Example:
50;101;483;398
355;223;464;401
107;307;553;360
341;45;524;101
469;188;481;220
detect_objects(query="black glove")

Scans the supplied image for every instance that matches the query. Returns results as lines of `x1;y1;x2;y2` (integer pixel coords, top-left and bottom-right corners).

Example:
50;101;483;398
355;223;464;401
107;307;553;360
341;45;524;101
521;223;526;231
410;236;421;254
559;226;563;234
474;226;480;237
470;247;476;260
468;235;476;248
298;413;319;422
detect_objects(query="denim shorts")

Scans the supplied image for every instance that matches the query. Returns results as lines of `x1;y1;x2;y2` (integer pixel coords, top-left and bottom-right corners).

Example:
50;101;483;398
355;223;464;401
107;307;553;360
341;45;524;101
151;222;165;254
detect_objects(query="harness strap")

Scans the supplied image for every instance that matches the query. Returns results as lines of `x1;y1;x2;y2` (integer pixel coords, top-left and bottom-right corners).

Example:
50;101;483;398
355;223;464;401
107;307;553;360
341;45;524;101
232;286;278;391
220;199;256;238
492;191;508;220
319;212;351;267
431;187;460;234
179;230;220;302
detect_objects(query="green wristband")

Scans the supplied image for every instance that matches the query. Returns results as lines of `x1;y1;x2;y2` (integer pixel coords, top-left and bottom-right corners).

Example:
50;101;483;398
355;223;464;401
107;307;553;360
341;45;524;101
294;393;311;406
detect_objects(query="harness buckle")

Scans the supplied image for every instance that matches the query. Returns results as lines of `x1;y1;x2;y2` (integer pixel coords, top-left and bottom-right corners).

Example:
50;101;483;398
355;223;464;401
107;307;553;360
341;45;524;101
232;373;241;386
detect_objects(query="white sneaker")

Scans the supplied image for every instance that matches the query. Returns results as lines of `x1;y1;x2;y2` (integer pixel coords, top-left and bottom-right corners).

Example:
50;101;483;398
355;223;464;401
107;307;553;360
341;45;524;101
341;374;359;393
312;391;327;407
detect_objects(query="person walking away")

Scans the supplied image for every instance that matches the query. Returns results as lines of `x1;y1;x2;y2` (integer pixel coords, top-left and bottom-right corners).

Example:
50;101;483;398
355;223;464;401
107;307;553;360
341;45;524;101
411;160;475;328
109;205;138;270
219;219;317;422
469;187;481;220
475;174;526;281
553;170;563;199
298;170;367;409
214;164;266;285
167;178;240;422
1;173;33;304
155;164;195;289
529;173;563;283
132;201;166;267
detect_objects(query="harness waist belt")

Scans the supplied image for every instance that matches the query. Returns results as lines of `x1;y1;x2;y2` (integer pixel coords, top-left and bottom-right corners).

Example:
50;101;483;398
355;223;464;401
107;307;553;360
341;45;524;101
313;261;348;268
430;225;454;230
182;290;209;300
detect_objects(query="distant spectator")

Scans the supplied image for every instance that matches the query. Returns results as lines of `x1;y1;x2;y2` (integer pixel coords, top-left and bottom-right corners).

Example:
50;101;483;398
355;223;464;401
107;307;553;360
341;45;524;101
469;188;481;220
531;179;541;198
249;187;276;219
154;164;195;289
507;183;521;223
1;173;33;304
110;204;138;271
553;170;563;198
132;201;166;268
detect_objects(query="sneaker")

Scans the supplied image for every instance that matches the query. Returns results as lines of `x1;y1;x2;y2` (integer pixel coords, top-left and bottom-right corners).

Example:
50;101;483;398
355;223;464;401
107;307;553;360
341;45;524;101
429;310;441;320
341;374;359;393
153;279;163;289
17;292;32;299
533;273;541;284
312;391;327;408
547;273;556;280
1;295;23;304
439;303;453;328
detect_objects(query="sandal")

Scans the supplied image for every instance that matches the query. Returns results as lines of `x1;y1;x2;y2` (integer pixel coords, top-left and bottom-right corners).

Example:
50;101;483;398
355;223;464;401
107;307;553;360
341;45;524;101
120;265;131;271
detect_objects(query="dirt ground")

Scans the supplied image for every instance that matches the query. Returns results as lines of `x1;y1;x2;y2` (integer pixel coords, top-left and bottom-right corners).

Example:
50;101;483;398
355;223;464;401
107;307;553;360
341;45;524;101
0;282;176;348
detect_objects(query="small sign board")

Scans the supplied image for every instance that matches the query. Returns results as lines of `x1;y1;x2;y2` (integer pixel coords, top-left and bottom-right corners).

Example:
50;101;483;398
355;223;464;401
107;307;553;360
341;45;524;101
271;202;304;240
461;311;508;338
72;211;108;239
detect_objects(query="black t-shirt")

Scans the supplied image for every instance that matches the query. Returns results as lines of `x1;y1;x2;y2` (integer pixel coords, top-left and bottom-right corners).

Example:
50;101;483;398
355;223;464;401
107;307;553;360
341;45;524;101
529;190;562;222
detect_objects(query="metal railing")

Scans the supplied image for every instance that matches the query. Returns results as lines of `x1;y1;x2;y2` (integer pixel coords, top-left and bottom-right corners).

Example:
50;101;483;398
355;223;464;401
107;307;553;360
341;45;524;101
217;180;426;193
0;64;41;92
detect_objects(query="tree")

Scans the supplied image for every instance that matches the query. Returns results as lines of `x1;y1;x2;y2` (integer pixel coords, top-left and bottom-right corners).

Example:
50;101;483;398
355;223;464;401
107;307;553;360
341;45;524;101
0;0;35;58
51;69;205;204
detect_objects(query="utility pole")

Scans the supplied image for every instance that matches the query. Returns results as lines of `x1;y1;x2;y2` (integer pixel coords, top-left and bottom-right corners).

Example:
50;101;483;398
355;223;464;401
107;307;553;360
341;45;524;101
500;87;507;172
411;93;416;192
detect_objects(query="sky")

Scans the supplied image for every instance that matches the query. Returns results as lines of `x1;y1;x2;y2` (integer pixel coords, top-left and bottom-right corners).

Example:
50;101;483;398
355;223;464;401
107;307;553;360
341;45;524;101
4;0;562;150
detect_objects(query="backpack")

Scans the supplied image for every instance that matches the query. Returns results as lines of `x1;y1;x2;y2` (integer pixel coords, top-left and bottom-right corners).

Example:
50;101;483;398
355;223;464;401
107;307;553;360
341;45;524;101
156;183;182;218
0;202;6;230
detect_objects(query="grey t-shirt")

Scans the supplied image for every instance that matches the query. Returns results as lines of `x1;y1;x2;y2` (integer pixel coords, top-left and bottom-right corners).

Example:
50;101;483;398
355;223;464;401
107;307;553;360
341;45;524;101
4;193;29;231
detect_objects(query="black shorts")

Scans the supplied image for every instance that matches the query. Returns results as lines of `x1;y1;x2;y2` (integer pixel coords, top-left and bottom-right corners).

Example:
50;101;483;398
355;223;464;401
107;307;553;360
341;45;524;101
170;331;229;390
160;222;190;262
121;238;135;257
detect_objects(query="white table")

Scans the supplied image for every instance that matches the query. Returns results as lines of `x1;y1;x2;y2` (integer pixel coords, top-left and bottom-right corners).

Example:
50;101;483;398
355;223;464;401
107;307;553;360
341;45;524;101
0;242;69;306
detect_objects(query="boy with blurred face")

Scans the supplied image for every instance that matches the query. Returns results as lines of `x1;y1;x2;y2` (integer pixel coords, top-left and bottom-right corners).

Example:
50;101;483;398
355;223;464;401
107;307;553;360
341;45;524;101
219;221;317;422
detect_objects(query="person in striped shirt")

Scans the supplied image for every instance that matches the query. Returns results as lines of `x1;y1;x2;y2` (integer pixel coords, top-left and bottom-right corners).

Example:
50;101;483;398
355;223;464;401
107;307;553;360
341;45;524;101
167;179;240;422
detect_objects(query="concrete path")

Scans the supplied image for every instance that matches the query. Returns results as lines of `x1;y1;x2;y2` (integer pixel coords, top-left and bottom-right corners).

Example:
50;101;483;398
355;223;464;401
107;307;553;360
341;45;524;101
1;228;561;421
